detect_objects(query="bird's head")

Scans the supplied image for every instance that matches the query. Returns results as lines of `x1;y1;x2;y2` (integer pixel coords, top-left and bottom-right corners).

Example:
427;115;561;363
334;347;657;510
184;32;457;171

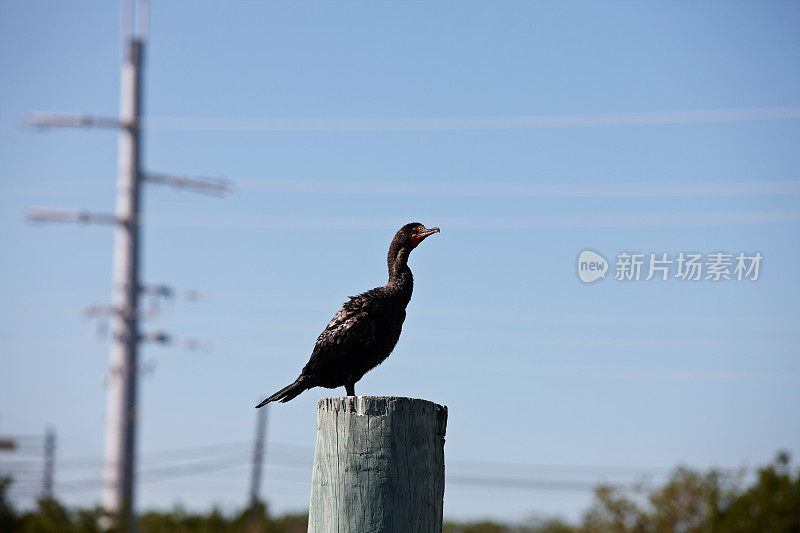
388;222;440;275
395;222;440;250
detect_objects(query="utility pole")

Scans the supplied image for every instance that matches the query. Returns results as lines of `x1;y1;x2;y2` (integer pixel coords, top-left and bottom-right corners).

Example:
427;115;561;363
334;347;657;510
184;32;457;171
25;1;229;529
102;13;144;524
42;427;56;500
247;406;268;530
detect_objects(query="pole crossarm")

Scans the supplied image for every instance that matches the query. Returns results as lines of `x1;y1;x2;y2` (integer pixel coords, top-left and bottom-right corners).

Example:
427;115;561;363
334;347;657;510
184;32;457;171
26;208;123;226
84;305;142;320
25;112;126;131
143;172;231;197
139;284;174;298
140;330;171;344
138;331;208;352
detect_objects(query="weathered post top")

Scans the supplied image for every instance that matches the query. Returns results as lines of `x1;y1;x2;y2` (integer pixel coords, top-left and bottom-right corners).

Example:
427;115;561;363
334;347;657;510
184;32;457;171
308;396;447;533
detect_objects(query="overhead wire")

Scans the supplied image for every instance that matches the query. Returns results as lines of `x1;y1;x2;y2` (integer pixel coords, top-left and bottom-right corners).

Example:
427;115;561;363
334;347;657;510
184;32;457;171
3;438;750;499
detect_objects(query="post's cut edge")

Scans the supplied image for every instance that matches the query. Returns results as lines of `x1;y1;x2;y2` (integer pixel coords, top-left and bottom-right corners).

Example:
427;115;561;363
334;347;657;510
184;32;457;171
317;395;447;413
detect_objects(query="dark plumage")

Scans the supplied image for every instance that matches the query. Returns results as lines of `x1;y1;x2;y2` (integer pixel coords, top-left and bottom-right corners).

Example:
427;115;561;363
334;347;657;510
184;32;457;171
256;222;440;407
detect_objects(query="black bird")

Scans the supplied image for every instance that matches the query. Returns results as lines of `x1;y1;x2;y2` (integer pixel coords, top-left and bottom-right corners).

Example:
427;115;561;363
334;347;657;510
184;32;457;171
256;222;440;407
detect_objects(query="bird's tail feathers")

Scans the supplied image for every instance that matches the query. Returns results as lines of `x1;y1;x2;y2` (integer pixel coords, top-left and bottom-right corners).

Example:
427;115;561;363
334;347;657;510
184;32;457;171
255;376;309;408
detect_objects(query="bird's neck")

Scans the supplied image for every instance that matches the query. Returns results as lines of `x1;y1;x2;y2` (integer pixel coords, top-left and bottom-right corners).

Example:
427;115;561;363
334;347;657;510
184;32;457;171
387;248;414;302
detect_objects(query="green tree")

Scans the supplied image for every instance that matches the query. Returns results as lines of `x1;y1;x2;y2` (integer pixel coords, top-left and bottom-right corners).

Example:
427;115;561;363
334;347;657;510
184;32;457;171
580;452;799;533
648;467;740;533
581;485;647;533
523;516;577;533
711;452;800;532
20;498;75;533
1;476;21;532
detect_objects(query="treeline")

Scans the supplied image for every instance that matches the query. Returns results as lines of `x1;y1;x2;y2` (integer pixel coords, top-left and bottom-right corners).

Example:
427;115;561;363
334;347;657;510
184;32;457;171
2;453;798;532
0;497;307;533
445;453;800;533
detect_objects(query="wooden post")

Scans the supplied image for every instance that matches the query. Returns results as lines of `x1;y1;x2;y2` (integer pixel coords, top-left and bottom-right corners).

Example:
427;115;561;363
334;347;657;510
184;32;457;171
308;396;447;533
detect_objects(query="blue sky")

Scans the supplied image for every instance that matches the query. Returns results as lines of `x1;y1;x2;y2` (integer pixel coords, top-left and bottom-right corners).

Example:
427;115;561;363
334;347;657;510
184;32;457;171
1;0;799;524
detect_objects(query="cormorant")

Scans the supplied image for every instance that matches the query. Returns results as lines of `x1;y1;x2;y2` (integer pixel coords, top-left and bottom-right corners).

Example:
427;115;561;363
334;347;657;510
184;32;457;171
256;222;440;407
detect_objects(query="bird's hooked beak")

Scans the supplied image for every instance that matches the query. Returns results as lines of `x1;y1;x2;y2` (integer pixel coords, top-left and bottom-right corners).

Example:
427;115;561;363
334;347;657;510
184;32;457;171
412;226;440;245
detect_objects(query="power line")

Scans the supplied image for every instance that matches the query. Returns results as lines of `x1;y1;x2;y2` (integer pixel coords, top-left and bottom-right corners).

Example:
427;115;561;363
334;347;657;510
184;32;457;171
124;105;800;132
8;438;747;477
232;178;800;198
39;457;651;496
8;178;800;201
0;439;308;472
446;475;618;493
132;209;800;231
0;428;58;502
5;439;749;497
32;453;254;493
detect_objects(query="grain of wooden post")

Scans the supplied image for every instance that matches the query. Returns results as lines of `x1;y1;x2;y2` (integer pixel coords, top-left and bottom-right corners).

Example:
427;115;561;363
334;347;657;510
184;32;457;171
308;396;448;533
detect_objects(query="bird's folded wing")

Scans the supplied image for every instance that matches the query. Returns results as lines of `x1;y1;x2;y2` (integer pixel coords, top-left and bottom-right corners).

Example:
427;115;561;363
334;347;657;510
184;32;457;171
301;302;377;374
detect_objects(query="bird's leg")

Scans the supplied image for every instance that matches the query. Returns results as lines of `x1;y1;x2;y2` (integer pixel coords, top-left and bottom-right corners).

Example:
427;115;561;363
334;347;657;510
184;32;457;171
345;383;355;397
